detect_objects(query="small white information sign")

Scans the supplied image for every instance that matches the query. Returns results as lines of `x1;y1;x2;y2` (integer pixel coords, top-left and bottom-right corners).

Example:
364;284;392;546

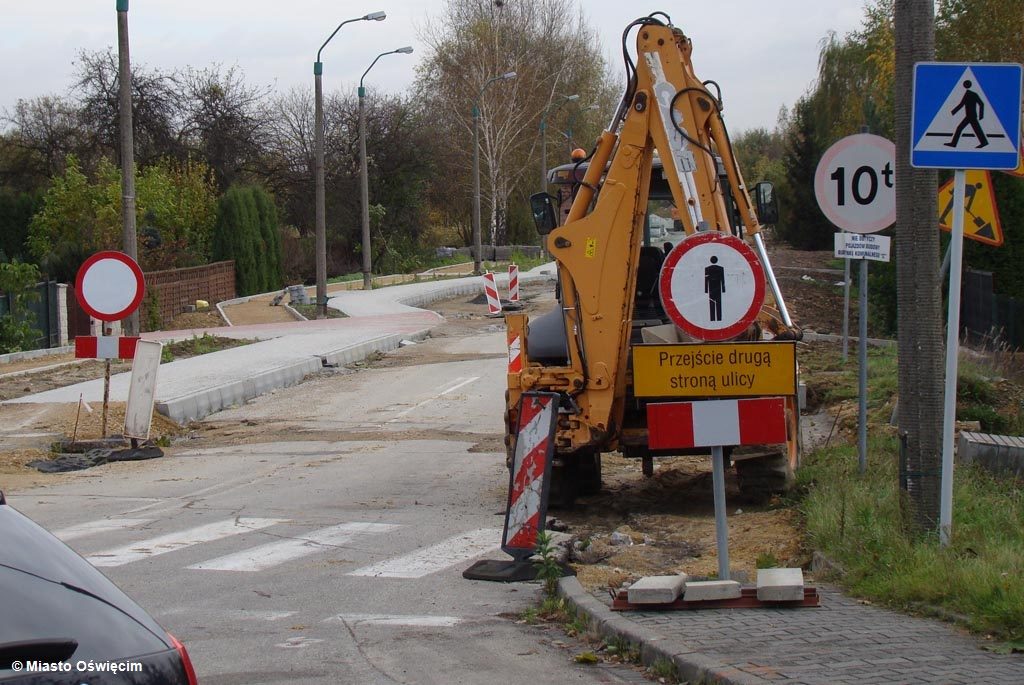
124;340;163;440
834;232;891;262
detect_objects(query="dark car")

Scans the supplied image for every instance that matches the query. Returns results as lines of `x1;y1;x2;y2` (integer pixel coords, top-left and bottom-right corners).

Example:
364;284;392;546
0;491;198;684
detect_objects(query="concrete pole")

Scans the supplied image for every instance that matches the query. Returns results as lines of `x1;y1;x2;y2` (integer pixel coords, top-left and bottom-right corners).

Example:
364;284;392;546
116;1;138;336
359;88;372;290
472;107;482;274
540;119;547;193
313;66;327;318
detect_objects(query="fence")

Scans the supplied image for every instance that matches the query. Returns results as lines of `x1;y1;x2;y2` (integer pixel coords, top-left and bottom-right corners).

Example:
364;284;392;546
141;261;235;331
962;268;1024;348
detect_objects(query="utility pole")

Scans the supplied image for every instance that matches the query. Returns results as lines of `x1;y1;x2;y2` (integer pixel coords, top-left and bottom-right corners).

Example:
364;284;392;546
116;0;138;336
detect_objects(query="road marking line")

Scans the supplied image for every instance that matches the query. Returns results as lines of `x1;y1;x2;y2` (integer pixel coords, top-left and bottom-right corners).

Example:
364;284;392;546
386;376;480;423
326;613;462;628
222;610;299;621
187;522;400;571
347;528;500;578
86;517;285;567
52;518;153;542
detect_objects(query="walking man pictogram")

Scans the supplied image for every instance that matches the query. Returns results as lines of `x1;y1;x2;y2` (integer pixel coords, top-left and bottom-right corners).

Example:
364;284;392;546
705;255;725;322
945;80;989;149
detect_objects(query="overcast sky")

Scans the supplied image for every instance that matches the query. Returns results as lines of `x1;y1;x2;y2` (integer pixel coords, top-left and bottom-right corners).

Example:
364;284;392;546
1;1;866;133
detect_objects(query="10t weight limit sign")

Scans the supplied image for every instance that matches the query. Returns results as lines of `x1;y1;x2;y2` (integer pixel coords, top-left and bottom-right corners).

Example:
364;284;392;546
814;133;896;234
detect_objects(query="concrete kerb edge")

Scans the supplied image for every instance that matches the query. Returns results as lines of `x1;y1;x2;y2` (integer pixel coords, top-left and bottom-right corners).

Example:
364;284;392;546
0;345;75;365
556;577;770;685
155;357;322;424
319;328;433;368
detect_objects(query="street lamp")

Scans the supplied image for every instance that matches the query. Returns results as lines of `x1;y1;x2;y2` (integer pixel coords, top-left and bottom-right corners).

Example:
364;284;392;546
313;11;385;319
540;94;578;192
359;46;414;291
564;103;601;154
472;71;516;274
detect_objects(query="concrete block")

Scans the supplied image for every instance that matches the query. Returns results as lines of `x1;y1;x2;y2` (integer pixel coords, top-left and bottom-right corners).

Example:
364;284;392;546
627;574;687;604
682;580;741;601
756;567;804;601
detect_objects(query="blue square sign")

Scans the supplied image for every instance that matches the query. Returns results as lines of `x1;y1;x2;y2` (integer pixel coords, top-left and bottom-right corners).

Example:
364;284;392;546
911;62;1022;170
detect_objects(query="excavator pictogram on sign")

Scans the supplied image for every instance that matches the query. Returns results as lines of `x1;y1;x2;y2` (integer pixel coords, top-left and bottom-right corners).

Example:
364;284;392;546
937;169;1004;246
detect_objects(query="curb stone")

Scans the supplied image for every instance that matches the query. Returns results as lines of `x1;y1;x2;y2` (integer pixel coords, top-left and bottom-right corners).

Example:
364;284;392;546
557;576;771;685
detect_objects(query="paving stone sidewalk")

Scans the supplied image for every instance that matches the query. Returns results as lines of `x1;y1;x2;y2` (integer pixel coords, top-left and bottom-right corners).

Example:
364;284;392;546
631;586;1023;684
562;579;1023;685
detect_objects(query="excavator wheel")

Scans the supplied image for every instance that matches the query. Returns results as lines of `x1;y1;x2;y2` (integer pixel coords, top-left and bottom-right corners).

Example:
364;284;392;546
576;450;602;496
548;449;602;508
733;451;794;501
547;458;577;510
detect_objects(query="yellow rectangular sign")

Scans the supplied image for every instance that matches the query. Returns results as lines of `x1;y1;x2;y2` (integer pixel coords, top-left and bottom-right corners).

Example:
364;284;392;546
632;342;797;398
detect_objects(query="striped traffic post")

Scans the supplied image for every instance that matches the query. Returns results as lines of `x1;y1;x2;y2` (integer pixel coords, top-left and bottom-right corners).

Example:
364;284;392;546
507;263;519;302
501;392;559;560
507;329;523;374
482;271;501;314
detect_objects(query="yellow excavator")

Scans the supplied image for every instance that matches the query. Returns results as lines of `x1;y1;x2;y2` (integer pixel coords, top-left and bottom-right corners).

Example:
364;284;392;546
505;13;802;506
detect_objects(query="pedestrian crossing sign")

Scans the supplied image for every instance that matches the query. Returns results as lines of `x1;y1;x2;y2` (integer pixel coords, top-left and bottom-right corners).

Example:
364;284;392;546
912;62;1022;170
937;170;1004;247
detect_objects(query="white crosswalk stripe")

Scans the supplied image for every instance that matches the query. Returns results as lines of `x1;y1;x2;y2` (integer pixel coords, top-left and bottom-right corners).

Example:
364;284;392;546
326;613;462;627
347;528;501;579
86;517;286;567
187;522;400;571
53;518;153;542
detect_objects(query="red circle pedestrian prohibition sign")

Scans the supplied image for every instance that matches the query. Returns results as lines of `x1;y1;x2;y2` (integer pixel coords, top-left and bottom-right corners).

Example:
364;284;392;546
74;250;146;322
658;232;766;342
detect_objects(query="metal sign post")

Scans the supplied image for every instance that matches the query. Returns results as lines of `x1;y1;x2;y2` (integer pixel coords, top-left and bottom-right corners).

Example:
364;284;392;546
911;61;1022;545
815;134;897;474
647;397;788;582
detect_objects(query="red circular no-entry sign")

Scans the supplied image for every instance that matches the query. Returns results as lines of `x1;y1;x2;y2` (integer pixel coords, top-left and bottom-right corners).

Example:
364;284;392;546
74;251;146;322
658;232;765;342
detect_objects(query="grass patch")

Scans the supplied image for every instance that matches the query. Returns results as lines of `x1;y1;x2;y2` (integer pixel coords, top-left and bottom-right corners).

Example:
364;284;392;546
798;341;1024;642
161;334;254;363
802;442;1024;640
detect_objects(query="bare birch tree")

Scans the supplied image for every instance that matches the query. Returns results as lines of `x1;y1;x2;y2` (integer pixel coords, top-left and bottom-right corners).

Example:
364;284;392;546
417;0;607;246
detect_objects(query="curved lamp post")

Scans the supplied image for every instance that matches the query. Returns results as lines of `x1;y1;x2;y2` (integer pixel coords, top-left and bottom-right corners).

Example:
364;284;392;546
313;11;385;318
359;46;414;291
540;94;578;192
472;71;516;274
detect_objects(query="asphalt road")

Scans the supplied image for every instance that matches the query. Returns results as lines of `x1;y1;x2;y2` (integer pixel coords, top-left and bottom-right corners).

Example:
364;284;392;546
9;330;648;684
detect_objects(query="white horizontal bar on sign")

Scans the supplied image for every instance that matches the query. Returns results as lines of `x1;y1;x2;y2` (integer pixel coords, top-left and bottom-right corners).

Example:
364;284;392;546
53;518;153;542
86;517;285;567
692;399;741;447
326;613;462;628
347;528;501;579
188;522;400;572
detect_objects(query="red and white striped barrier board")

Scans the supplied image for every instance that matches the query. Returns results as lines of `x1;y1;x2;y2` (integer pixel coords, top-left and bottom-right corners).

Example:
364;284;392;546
647;397;787;449
75;335;141;360
483;271;501;314
507;330;523;373
502;392;559;560
508;263;519;302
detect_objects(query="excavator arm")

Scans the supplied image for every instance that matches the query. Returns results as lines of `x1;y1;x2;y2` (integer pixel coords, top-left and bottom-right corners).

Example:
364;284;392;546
513;17;766;452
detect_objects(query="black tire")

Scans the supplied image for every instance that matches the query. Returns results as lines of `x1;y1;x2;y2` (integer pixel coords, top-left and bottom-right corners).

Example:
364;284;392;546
577;451;602;496
547;458;577;509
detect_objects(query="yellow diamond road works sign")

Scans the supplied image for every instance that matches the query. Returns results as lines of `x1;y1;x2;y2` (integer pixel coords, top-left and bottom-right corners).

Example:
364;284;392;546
937;169;1004;246
632;342;797;398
